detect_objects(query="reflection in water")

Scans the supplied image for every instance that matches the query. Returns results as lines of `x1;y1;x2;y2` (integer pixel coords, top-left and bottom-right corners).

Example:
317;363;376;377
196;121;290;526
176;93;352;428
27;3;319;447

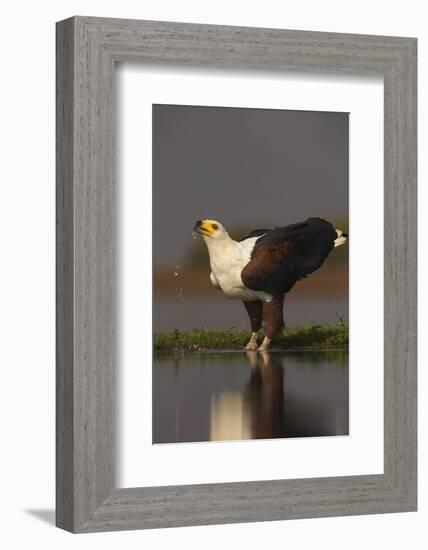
210;392;251;441
153;350;348;444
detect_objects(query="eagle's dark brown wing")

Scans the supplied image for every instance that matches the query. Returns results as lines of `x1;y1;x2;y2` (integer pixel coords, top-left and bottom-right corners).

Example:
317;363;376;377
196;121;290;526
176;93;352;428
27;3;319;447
241;218;337;295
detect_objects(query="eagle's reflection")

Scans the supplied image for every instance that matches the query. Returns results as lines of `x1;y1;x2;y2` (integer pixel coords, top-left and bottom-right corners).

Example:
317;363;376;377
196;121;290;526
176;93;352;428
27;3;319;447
209;350;348;441
243;351;286;439
210;351;286;441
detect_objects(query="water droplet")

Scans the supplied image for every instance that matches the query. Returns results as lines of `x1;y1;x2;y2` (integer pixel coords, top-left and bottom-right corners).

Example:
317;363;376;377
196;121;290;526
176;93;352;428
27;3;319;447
177;286;185;302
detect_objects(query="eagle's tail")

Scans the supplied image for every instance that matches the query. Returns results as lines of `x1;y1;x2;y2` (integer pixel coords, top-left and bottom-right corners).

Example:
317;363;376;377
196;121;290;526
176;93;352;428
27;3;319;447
334;229;348;248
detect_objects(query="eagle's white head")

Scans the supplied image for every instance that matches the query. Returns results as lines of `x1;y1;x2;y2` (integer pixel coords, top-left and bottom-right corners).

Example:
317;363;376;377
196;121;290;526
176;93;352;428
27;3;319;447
193;219;229;240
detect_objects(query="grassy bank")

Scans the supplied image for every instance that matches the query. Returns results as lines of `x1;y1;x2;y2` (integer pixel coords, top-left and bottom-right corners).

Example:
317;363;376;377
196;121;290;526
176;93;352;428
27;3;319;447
154;322;348;353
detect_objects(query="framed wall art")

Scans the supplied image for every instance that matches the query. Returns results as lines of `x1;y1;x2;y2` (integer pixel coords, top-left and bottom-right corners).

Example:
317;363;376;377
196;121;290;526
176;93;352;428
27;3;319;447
56;16;417;532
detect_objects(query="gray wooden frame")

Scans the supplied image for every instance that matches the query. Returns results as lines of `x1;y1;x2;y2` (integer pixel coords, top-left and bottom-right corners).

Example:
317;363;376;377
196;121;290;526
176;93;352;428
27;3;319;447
56;16;417;533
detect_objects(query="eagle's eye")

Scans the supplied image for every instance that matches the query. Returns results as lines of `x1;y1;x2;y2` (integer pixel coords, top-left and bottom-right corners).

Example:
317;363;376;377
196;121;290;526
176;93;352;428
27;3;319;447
212;223;218;230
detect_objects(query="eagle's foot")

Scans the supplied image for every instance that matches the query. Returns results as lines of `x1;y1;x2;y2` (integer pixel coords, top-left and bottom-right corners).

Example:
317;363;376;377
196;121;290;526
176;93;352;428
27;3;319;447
257;336;271;352
245;342;258;351
244;332;259;350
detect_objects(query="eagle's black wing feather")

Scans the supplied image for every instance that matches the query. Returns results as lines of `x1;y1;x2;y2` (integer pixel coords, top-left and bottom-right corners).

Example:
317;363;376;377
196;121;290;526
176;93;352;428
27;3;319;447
241;218;337;295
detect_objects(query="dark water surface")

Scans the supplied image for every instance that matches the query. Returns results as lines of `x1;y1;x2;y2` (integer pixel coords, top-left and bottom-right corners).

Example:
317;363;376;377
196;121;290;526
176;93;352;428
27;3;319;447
153;350;348;444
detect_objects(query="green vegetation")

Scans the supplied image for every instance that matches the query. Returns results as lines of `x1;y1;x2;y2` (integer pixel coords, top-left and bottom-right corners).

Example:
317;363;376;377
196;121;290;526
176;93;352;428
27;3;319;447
154;321;348;353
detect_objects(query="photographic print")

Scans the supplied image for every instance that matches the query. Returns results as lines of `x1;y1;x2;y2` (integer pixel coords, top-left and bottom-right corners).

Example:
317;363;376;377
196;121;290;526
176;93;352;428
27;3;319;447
55;18;416;531
153;104;349;444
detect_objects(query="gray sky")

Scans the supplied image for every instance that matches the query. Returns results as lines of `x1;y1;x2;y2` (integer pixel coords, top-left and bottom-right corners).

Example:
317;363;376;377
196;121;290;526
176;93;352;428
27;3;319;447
153;104;348;265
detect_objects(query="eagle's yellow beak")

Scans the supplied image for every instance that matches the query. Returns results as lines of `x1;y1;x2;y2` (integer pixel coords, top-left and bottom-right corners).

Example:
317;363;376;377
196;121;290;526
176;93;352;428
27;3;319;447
193;220;218;237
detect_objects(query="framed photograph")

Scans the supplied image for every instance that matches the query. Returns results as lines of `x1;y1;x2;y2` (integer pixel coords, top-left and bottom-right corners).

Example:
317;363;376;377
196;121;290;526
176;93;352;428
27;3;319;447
56;16;417;532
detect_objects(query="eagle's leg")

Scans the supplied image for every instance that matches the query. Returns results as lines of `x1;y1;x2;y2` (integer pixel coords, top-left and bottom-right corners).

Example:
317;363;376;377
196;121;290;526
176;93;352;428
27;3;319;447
259;294;284;351
243;300;263;350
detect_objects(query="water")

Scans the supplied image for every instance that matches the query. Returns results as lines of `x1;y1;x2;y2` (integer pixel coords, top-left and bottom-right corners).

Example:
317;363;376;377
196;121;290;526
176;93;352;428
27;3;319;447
153;350;348;444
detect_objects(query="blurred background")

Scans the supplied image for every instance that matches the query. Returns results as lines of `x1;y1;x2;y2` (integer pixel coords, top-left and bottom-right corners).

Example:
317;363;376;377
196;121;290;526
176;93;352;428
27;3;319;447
153;104;348;332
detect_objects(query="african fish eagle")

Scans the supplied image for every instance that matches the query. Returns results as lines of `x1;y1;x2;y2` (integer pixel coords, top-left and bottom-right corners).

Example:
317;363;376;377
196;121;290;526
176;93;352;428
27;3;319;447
194;217;348;351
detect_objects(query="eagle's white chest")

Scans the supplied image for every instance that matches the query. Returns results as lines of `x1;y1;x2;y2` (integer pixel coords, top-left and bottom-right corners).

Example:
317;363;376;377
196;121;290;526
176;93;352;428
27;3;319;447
206;237;272;302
